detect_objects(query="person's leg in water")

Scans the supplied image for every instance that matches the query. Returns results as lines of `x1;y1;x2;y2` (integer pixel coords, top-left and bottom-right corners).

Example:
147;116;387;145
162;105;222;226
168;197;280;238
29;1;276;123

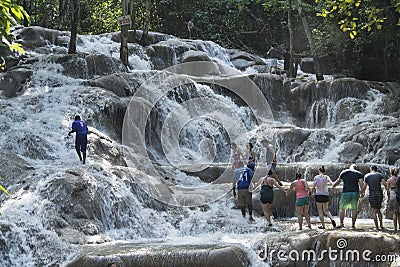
75;141;82;161
316;202;325;228
396;211;400;231
377;209;383;229
248;203;254;222
351;209;358;228
261;203;272;226
296;205;304;230
323;202;336;227
303;205;311;228
339;209;345;227
240;206;246;217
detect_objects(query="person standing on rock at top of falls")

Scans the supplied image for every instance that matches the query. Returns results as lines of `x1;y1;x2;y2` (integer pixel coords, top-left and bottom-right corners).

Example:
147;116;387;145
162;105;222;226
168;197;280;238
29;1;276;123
254;170;286;227
246;142;256;171
361;165;387;230
187;18;194;39
287;173;312;230
267;44;281;74
386;168;400;231
260;139;282;185
311;166;336;229
333;164;364;229
231;143;245;170
68;115;88;164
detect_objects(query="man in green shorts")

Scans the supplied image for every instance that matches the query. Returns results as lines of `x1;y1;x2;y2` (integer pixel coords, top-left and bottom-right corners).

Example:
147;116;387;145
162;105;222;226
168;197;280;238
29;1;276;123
333;164;364;228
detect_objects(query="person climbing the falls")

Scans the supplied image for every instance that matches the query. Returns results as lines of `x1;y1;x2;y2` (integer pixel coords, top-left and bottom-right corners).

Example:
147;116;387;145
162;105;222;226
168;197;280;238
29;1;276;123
361;165;386;230
333;164;364;229
260;139;282;185
386;168;400;231
68;115;88;164
234;166;255;222
246;142;256;171
287;173;312;230
254;170;286;227
311;166;336;229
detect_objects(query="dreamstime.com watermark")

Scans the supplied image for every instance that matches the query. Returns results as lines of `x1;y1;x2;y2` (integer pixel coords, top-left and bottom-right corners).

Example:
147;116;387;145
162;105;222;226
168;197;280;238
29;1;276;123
258;238;400;263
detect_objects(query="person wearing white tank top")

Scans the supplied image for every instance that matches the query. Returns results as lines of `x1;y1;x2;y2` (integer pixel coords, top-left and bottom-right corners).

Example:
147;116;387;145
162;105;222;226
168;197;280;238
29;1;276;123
312;166;336;229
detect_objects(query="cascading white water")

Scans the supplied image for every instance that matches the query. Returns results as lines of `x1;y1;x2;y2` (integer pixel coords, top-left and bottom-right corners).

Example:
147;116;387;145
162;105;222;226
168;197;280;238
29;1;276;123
0;27;399;266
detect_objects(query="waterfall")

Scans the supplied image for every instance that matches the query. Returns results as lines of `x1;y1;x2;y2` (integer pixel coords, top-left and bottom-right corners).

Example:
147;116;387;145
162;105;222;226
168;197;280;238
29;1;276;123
0;26;399;266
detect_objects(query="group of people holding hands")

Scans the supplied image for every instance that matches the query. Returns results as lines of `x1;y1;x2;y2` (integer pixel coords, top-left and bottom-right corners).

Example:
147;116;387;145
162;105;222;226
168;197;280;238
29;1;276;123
231;140;400;231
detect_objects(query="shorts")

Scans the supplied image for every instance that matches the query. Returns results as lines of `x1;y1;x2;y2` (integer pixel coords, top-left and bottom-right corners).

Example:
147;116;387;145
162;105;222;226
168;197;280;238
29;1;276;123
296;196;310;206
339;192;359;210
260;188;274;204
368;191;383;209
315;195;329;203
238;189;252;206
75;135;88;152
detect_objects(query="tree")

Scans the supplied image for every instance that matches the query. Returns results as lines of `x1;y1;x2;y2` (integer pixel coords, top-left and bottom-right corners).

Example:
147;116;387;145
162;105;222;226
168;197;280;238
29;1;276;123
68;0;80;54
287;0;295;78
139;0;152;46
296;0;324;80
315;0;400;39
120;0;130;66
1;0;29;69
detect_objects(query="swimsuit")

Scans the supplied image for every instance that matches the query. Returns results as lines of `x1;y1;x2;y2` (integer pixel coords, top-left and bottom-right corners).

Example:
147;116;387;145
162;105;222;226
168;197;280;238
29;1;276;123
260;184;274;204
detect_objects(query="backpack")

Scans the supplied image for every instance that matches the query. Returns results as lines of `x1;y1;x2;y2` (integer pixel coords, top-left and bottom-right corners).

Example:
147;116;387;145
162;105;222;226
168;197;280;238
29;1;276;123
237;167;253;189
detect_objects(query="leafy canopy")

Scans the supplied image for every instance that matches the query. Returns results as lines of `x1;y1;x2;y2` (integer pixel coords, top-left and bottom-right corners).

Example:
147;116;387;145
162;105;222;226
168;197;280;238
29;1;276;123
315;0;400;39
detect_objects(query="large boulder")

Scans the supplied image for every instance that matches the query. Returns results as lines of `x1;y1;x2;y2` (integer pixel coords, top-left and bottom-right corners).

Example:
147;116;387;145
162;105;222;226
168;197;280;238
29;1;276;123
0;68;32;97
67;243;251;267
82;74;131;97
0;149;34;192
181;50;212;63
300;54;333;75
15;26;69;49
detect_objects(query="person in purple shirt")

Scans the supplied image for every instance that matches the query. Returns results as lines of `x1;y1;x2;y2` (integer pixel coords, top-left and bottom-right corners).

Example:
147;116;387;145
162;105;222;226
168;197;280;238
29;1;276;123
68;115;88;164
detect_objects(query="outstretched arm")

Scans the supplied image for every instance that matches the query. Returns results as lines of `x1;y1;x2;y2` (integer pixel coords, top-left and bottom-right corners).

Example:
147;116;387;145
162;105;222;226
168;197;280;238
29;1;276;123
273;179;286;192
332;178;342;188
68;128;76;136
286;182;295;195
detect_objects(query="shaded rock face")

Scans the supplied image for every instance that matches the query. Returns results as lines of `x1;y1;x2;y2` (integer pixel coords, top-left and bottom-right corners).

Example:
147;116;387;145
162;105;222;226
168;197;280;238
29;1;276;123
0;149;34;191
67;244;251;267
0;68;32;97
16;26;70;49
300;54;334;75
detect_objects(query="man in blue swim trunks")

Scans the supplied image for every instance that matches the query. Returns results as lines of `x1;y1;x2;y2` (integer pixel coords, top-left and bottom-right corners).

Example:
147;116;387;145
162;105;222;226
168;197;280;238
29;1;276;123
333;164;364;228
68;115;88;164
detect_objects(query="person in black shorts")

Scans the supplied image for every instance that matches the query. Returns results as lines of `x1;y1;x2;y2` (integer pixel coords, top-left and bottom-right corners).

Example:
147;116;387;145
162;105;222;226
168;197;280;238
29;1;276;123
255;171;286;227
362;165;387;230
311;166;336;229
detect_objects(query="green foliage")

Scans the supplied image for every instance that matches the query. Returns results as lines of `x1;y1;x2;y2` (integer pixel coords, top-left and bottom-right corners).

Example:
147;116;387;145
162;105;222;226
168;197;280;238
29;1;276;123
0;0;29;70
315;0;400;39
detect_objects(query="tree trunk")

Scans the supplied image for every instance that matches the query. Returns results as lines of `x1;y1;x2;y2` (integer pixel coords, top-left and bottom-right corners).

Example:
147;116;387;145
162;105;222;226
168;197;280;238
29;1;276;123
295;0;324;81
58;0;69;30
288;0;295;78
68;0;80;54
139;0;151;46
120;0;129;66
129;0;136;39
244;7;274;47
